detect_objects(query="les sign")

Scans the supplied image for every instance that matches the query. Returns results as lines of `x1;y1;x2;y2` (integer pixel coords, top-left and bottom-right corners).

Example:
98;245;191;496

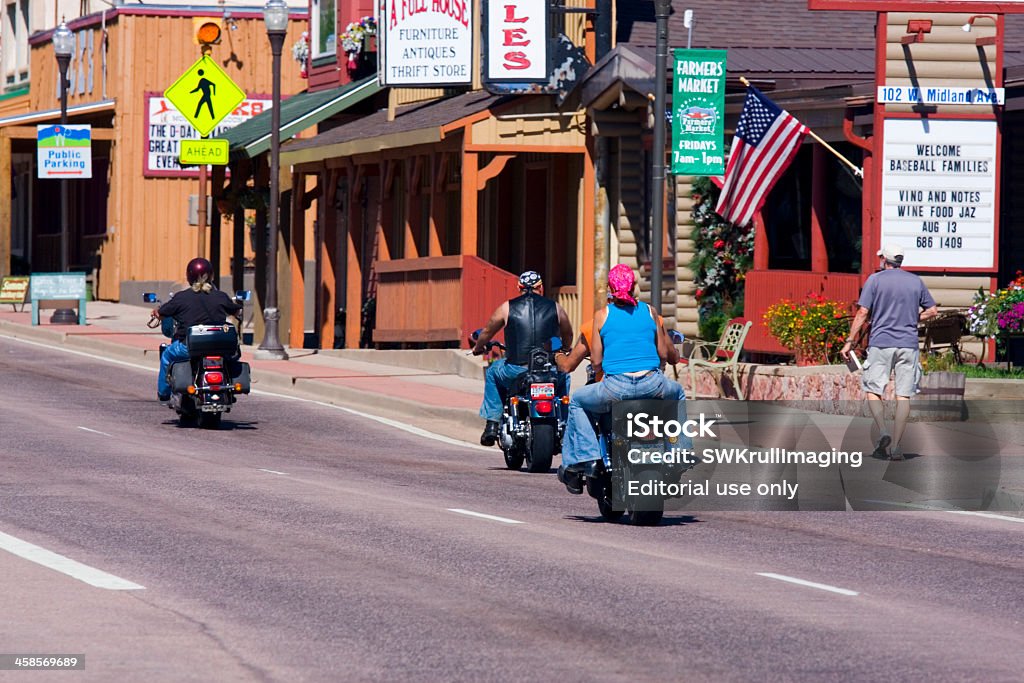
484;0;548;82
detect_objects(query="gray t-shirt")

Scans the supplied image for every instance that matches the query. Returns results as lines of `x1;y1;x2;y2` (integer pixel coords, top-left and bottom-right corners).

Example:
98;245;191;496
858;269;935;349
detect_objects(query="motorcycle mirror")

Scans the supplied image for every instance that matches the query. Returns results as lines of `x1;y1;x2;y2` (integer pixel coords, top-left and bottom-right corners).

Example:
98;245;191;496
143;292;158;303
470;328;482;341
669;329;684;344
235;290;252;302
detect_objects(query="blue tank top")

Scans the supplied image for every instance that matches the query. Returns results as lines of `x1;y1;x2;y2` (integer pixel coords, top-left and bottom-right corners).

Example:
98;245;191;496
600;303;660;375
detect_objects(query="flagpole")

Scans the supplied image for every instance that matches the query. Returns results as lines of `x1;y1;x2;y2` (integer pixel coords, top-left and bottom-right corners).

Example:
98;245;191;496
738;76;863;178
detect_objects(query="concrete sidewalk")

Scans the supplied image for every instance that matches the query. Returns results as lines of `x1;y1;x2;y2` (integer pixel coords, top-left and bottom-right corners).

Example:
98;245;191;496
0;301;494;442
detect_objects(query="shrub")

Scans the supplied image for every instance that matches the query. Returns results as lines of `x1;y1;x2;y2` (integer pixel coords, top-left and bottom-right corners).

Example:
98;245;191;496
764;293;851;365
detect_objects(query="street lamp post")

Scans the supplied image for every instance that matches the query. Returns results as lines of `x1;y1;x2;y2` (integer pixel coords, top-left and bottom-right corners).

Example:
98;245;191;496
255;0;289;360
650;0;671;314
51;21;77;325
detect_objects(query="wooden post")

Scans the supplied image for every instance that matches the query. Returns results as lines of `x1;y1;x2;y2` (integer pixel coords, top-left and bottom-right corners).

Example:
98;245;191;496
753;214;769;271
318;169;339;349
428;152;447;257
210;165;225;284
405;156;421;259
582;141;596;315
289;172;306;349
0;131;11;279
253;159;269;344
461;151;478;256
346;164;364;349
810;144;828;272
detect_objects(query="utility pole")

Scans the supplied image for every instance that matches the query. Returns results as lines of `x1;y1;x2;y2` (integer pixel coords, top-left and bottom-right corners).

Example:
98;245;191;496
592;0;612;310
650;0;671;313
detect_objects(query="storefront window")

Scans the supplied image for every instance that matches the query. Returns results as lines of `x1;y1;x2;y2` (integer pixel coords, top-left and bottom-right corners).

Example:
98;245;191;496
762;146;812;271
825;143;863;274
312;0;337;59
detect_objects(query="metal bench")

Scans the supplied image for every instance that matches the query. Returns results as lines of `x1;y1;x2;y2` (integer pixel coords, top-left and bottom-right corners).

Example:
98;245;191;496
686;318;753;400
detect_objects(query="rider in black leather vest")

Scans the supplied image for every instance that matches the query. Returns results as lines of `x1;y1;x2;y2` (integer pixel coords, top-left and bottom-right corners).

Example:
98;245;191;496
505;292;559;366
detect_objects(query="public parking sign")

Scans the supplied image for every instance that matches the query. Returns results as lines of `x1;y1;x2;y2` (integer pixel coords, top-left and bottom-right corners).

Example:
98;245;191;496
164;55;246;137
37;124;92;179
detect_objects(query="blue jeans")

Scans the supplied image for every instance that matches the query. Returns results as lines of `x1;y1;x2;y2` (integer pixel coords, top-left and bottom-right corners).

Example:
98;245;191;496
158;340;190;399
479;358;569;422
561;370;686;467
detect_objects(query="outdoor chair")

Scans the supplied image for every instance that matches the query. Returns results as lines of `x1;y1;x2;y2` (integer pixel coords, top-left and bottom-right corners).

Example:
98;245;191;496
685;318;753;400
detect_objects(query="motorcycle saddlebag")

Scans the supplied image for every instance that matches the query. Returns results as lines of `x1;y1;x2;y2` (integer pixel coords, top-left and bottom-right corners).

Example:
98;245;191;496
186;324;238;358
232;362;251;394
168;361;193;393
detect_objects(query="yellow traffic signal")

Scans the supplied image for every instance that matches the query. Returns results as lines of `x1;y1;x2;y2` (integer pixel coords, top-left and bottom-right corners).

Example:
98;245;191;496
196;21;222;46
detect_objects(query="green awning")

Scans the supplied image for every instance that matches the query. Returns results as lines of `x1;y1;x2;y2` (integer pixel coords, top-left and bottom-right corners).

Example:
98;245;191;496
217;76;380;160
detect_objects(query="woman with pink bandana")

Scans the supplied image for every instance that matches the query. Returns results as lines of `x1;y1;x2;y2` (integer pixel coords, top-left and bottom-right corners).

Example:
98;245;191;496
558;265;685;494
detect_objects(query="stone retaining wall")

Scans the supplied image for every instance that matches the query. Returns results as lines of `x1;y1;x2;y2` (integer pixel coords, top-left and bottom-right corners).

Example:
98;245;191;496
679;363;1022;419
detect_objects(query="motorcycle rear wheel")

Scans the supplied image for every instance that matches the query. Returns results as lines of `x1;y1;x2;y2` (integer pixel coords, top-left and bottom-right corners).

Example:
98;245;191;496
503;446;525;470
526;423;555;473
178;396;198;427
627;508;664;526
588;477;624;521
199;412;223;430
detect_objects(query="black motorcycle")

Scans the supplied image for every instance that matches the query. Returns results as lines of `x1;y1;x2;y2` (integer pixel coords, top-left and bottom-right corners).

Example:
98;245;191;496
473;332;568;473
145;291;251;429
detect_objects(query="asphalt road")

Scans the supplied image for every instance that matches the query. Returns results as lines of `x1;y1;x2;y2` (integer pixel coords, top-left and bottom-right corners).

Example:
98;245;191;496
1;336;1023;682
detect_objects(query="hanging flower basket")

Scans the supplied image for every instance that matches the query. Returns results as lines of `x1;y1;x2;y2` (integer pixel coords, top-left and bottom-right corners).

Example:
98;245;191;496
291;31;310;79
340;16;377;71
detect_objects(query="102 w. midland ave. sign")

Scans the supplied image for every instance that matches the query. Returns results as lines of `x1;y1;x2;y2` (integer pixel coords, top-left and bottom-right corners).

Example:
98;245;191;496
881;118;996;270
378;0;473;86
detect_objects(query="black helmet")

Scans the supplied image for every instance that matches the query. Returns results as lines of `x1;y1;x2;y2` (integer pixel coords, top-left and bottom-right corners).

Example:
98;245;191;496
186;257;213;285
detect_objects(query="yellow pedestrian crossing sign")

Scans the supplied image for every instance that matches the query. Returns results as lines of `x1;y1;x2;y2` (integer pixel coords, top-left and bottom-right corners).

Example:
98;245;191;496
164;55;246;137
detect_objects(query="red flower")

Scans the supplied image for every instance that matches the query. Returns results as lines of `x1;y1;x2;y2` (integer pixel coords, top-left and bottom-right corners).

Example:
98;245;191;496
713;239;725;249
695;288;704;298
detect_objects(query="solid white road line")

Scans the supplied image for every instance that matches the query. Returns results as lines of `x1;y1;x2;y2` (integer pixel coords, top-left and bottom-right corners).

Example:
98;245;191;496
756;572;859;597
77;426;112;437
447;508;525;525
946;510;1024;524
257;468;288;475
1;333;489;453
0;530;144;591
255;389;492;453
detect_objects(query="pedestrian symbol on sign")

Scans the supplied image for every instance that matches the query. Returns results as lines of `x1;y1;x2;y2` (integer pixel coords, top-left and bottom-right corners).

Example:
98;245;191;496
191;70;217;120
163;55;246;137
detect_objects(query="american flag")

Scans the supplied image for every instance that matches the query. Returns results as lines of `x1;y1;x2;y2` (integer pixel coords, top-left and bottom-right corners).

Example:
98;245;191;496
715;86;809;226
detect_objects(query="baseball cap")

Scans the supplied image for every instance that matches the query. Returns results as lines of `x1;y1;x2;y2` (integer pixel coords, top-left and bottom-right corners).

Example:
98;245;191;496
877;243;905;263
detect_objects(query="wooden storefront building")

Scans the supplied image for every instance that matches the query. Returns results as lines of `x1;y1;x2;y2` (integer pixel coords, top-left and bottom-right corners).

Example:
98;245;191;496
0;5;308;299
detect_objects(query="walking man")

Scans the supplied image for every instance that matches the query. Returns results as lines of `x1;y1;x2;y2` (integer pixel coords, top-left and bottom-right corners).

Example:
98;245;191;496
841;244;937;460
191;69;216;120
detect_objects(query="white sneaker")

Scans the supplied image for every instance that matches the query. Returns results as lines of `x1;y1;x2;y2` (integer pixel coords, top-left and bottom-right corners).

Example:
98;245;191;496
890;445;904;461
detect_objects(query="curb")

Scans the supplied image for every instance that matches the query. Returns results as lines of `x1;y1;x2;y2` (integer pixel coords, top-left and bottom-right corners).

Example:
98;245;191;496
0;319;482;434
986;487;1024;517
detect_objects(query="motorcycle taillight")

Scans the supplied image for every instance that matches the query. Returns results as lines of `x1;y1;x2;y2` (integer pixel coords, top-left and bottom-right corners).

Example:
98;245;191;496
203;356;223;368
204;371;224;385
534;400;553;414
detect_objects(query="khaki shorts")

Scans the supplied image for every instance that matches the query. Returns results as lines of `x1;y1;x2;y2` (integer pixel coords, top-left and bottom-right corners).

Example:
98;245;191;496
862;347;921;398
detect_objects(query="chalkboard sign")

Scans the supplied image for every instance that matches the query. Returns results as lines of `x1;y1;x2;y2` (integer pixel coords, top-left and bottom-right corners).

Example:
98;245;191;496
30;272;87;325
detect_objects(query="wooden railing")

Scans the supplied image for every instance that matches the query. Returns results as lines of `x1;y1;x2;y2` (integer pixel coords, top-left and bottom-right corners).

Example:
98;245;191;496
552;286;582;338
374;256;519;347
743;270;863;355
